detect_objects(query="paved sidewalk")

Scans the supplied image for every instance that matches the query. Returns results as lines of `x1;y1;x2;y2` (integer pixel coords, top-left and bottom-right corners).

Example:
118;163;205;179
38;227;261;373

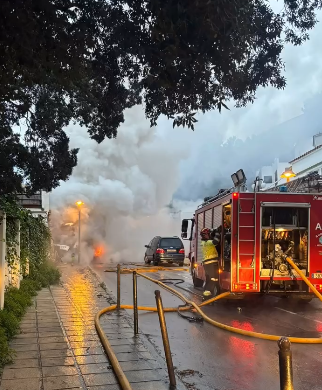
0;265;177;390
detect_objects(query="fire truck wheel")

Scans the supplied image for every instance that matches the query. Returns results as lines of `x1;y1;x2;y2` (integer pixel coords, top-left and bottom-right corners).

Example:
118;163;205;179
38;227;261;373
192;272;204;288
144;256;151;264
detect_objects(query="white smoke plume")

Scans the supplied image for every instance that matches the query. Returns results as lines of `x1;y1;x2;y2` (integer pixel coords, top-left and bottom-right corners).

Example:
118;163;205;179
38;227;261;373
50;106;197;263
51;6;322;263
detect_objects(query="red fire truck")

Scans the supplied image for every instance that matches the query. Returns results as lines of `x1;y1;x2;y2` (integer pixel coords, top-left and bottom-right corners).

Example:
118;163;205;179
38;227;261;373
181;170;322;301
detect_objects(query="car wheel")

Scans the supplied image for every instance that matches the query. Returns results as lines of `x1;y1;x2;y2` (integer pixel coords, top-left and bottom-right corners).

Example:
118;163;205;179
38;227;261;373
178;262;184;267
192;270;204;288
144;256;151;264
153;257;159;266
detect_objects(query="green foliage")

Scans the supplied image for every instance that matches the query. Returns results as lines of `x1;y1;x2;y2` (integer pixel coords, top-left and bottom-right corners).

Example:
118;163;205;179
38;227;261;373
0;195;51;273
0;328;14;367
1;0;322;194
0;196;61;368
0;265;60;368
29;262;61;288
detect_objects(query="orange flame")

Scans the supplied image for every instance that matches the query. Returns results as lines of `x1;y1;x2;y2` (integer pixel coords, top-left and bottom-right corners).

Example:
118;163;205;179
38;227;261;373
94;246;104;257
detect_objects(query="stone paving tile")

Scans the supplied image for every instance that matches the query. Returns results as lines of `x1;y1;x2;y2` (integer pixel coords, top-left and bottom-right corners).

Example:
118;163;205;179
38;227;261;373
39;342;69;351
131;383;169;390
15;332;37;338
75;355;110;365
125;369;163;383
6;358;40;369
38;336;66;344
68;335;100;342
120;360;161;372
41;356;75;367
10;337;38;345
69;340;101;349
0;378;41;390
83;372;118;386
110;344;148;354
40;349;73;358
38;331;64;338
1;367;41;380
43;375;83;390
72;346;104;356
42;365;78;377
87;386;120;390
104;332;137;340
13;351;39;360
79;363;112;375
115;352;154;362
11;343;38;352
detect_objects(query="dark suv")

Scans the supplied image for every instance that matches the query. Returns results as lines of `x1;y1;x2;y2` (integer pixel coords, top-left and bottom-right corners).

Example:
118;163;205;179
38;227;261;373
144;236;185;266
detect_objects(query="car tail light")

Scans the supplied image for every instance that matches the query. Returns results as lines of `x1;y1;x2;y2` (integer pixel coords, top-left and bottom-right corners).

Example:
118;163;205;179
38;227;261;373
156;248;165;254
179;249;185;254
314;284;322;291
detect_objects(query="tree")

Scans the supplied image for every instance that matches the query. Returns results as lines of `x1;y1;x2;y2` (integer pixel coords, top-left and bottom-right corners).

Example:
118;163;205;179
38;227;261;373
1;0;321;194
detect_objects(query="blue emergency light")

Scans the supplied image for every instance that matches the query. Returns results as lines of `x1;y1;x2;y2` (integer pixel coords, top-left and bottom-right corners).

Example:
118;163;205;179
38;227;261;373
279;186;288;192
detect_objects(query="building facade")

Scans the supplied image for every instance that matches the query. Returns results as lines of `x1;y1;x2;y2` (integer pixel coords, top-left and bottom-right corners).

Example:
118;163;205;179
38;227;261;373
17;191;50;222
256;133;322;189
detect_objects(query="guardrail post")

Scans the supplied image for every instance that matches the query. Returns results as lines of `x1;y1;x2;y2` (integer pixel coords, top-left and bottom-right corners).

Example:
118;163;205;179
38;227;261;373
117;264;121;310
278;337;294;390
133;271;139;335
155;290;176;388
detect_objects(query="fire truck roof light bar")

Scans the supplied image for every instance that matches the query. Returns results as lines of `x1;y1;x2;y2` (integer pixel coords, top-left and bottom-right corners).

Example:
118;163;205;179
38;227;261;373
260;202;311;208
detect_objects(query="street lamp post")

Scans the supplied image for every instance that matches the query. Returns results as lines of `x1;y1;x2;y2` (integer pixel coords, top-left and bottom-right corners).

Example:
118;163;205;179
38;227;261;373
75;201;84;264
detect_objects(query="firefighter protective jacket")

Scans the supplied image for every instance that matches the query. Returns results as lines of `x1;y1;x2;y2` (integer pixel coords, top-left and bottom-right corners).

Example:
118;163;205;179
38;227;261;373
201;231;220;263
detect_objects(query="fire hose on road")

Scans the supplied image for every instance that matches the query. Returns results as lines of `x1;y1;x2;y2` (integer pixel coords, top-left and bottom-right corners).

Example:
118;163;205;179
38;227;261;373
94;258;322;390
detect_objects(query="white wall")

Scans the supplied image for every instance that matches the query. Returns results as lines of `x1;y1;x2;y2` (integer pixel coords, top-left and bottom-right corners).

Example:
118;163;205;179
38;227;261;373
256;134;322;187
292;147;322;178
256;158;289;189
41;191;50;213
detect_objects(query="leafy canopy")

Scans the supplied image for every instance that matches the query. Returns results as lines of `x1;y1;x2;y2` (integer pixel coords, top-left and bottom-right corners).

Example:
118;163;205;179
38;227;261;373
0;0;321;194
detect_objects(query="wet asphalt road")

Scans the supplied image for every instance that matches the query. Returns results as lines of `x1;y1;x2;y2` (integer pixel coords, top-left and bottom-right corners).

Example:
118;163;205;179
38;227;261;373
91;261;322;390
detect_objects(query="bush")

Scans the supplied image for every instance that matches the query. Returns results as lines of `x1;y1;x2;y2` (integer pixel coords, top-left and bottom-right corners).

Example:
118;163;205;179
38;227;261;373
0;310;20;339
30;262;61;287
0;328;13;367
0;260;61;368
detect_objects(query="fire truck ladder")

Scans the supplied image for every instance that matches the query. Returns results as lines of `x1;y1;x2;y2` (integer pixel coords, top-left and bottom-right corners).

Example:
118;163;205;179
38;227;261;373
237;196;256;285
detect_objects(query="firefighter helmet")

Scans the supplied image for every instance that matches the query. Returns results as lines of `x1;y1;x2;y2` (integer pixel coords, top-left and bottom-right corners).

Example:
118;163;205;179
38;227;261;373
200;228;211;237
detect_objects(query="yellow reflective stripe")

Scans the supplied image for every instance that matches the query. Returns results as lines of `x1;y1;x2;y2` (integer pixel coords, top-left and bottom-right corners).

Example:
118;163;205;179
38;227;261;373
203;259;218;265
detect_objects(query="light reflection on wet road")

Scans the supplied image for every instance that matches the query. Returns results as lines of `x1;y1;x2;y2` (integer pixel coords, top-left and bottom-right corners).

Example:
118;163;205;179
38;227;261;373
92;262;322;390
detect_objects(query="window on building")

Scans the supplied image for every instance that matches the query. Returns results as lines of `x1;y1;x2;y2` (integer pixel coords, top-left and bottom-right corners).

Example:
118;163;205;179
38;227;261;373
263;175;273;184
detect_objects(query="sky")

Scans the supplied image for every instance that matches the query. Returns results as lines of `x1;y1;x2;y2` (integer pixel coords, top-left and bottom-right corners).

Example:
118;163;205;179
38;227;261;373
50;5;322;262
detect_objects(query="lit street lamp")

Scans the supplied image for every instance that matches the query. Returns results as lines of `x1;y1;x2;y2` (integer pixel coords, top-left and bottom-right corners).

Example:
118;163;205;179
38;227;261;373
75;201;84;264
280;167;296;183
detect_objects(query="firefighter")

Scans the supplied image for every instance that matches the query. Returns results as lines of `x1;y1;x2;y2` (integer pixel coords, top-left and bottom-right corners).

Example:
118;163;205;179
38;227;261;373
200;226;221;301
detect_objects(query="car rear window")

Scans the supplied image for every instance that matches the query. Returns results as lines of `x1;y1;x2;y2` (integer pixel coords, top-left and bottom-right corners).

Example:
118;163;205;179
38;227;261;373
159;238;183;248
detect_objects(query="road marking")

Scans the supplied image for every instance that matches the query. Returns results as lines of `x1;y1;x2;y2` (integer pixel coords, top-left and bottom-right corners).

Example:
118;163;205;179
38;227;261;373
276;307;322;325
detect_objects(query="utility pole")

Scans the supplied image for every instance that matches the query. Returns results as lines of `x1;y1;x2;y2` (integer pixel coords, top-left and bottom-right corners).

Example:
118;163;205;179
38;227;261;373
78;207;81;264
75;201;84;264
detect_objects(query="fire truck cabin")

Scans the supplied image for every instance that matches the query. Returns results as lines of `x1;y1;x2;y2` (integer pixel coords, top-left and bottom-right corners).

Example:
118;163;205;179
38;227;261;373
181;170;322;300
